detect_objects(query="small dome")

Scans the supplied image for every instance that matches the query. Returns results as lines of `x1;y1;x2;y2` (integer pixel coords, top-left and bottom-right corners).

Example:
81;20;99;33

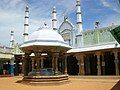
20;27;71;49
28;28;64;42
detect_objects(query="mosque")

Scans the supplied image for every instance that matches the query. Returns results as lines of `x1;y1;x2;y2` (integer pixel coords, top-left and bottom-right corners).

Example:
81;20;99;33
0;0;120;77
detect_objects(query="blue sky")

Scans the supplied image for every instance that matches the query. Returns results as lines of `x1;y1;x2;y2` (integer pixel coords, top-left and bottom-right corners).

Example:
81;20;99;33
0;0;120;46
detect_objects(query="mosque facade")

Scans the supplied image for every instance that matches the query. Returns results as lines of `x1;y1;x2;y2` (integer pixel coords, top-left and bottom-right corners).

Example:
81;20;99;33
53;0;120;76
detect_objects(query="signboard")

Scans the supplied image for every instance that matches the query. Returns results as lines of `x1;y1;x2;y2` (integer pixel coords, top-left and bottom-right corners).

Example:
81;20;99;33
110;26;120;44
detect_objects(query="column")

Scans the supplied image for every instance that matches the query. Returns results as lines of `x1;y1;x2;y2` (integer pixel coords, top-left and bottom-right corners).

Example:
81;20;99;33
31;58;34;71
54;53;59;75
36;58;40;71
15;59;19;76
35;52;41;72
78;60;80;75
23;53;30;76
113;50;119;75
64;55;68;74
85;55;90;75
21;55;24;75
96;52;101;75
10;59;14;76
76;54;85;75
41;57;44;69
101;53;105;75
80;56;85;75
52;56;55;71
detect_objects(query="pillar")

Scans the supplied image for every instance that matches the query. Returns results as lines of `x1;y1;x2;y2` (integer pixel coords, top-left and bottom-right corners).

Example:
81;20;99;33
113;50;119;75
85;55;91;75
35;53;41;72
101;53;105;75
54;53;59;75
64;55;68;74
23;53;30;76
41;57;44;69
36;58;40;71
76;54;85;75
52;56;55;71
10;59;14;76
31;58;34;71
96;52;101;75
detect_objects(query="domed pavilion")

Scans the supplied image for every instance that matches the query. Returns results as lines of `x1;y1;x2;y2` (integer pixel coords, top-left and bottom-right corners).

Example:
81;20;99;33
20;27;71;83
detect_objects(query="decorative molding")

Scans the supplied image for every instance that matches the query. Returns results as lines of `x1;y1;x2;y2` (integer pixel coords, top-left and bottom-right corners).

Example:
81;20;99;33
24;24;29;26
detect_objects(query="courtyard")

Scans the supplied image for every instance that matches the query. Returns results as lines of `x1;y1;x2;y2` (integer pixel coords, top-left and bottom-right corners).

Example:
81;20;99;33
0;76;119;90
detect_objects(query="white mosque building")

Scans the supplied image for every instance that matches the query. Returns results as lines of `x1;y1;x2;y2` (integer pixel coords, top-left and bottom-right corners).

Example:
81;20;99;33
0;0;120;76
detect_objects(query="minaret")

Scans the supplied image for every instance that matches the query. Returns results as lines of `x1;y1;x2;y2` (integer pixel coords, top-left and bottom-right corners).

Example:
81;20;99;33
76;0;83;47
52;6;57;31
76;0;82;34
10;30;14;48
23;6;29;42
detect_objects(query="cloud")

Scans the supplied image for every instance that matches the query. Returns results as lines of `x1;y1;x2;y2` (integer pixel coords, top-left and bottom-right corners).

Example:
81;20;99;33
0;0;24;10
0;0;78;46
99;13;120;28
100;0;120;13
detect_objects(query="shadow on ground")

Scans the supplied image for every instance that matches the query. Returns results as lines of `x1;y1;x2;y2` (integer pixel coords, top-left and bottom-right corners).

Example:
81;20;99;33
111;80;120;90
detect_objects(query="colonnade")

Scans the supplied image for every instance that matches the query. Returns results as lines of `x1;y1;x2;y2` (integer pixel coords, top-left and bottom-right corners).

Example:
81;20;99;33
75;49;120;75
22;52;68;76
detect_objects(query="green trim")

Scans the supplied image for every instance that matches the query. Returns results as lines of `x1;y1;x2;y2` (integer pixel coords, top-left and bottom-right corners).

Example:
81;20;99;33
110;25;120;44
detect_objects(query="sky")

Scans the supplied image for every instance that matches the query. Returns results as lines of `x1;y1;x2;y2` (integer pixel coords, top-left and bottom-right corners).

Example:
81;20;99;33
0;0;120;46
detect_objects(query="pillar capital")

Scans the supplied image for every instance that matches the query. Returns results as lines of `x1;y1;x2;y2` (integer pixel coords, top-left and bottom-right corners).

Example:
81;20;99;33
53;52;59;57
75;53;85;61
112;49;119;53
24;53;30;56
95;51;101;56
35;52;41;57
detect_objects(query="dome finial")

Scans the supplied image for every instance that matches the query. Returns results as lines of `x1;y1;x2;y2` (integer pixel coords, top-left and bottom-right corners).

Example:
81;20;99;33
44;22;47;26
64;16;68;22
43;22;48;28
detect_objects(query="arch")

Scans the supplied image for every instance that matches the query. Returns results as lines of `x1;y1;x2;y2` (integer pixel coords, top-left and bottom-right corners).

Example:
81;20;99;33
59;21;74;46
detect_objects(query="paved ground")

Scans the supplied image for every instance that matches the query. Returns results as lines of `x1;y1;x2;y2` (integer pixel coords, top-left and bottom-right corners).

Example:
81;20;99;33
0;76;119;90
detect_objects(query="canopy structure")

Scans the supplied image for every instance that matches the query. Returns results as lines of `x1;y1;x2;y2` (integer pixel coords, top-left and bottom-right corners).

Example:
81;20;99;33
20;27;71;83
21;27;71;49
